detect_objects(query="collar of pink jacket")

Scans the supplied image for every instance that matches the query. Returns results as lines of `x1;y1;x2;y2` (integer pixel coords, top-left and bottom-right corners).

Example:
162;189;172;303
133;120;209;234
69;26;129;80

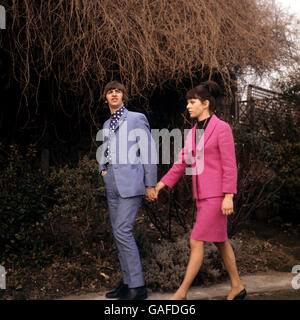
191;114;219;156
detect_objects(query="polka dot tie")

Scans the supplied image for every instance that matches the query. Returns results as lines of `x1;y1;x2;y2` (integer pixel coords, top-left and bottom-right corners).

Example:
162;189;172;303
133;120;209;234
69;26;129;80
105;106;126;163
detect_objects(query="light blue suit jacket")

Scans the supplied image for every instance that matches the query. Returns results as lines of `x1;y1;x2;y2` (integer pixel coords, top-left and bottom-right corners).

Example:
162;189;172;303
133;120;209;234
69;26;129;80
98;108;157;198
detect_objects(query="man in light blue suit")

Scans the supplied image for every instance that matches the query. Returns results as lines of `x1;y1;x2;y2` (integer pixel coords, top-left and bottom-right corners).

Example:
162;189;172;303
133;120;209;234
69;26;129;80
97;81;157;300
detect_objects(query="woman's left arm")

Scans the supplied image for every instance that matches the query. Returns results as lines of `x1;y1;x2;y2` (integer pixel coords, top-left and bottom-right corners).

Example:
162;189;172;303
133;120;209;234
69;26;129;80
217;123;237;195
217;123;237;215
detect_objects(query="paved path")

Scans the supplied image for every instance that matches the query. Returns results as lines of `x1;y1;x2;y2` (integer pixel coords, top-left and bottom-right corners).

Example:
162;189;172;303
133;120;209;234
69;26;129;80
57;271;297;300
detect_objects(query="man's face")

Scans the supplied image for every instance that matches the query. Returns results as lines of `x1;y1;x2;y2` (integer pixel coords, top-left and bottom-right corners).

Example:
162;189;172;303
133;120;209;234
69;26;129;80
106;88;124;111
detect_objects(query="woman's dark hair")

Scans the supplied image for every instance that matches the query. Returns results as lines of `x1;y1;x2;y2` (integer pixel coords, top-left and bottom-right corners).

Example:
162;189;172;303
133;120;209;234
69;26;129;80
186;80;222;110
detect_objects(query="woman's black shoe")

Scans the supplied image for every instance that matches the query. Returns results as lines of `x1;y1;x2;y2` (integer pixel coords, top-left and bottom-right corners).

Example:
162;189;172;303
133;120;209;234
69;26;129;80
105;281;128;299
233;288;247;300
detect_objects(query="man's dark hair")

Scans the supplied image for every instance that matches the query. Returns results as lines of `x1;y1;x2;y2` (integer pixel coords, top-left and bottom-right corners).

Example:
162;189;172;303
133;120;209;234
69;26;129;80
103;81;128;104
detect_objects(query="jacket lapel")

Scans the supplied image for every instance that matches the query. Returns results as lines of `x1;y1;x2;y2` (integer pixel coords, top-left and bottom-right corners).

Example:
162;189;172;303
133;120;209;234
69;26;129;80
192;114;219;155
191;123;198;157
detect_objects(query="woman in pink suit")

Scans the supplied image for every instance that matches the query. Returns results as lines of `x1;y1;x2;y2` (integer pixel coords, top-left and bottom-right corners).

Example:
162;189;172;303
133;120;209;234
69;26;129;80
155;81;246;300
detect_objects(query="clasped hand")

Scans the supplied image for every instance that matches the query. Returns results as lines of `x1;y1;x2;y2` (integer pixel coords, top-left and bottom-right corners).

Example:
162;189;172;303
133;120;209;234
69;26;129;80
145;181;166;201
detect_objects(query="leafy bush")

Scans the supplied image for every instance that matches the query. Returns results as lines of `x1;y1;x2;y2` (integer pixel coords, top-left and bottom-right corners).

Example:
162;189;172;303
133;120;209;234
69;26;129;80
273;70;300;224
141;237;239;291
0;143;109;267
135;225;240;291
273;128;300;224
47;156;109;257
0;144;49;265
229;124;280;233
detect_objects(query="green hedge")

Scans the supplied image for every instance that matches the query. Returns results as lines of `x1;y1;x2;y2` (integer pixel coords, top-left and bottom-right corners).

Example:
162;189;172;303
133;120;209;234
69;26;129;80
0;144;108;267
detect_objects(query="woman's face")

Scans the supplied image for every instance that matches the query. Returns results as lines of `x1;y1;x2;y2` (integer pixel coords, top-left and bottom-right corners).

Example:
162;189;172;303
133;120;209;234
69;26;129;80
186;98;209;119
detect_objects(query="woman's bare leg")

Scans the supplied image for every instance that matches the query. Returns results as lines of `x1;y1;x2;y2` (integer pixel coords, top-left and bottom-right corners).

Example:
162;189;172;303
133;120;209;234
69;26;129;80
214;240;244;300
169;239;204;300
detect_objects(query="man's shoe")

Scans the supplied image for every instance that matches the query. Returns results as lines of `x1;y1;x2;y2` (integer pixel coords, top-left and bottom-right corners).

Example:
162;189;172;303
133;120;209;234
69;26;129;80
119;285;147;300
105;281;128;299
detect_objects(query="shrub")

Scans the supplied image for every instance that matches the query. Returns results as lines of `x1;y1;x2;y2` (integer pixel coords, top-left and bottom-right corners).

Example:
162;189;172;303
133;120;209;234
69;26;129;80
0;144;49;266
46;155;110;257
273;129;300;224
272;70;300;224
0;144;110;267
229;124;280;234
135;226;241;291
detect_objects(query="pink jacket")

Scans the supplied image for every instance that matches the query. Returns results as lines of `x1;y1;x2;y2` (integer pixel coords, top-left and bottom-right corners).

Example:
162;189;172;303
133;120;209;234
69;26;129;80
160;114;237;200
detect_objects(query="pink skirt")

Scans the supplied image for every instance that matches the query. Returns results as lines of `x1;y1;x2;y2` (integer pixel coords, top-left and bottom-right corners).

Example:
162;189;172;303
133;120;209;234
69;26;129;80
190;196;228;242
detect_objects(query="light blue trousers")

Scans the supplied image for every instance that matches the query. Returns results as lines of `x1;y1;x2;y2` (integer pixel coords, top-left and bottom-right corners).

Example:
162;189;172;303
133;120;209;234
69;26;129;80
102;166;145;288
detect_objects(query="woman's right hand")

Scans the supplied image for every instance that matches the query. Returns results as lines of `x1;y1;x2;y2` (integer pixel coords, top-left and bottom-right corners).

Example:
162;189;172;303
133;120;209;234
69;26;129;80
155;181;166;198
